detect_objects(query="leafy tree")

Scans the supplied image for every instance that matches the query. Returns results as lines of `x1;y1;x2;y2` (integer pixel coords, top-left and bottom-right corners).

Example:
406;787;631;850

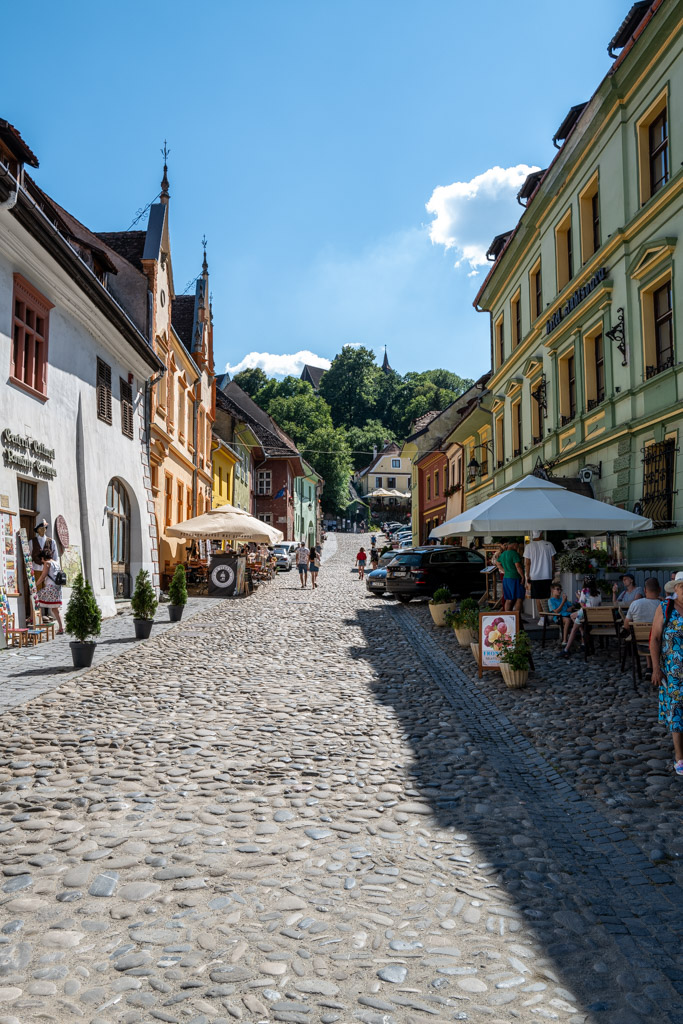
254;377;333;448
318;346;379;428
299;425;353;514
345;420;396;472
232;366;269;398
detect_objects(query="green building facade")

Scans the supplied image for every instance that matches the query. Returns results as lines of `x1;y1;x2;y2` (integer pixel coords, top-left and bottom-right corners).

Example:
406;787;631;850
475;0;683;570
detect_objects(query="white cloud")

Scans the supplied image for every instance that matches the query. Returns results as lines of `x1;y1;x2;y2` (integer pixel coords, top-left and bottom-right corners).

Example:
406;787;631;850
426;164;540;272
224;349;331;379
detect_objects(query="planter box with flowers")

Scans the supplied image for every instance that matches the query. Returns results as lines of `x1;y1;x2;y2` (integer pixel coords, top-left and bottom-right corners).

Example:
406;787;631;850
494;628;532;689
445;597;480;646
429;586;456;626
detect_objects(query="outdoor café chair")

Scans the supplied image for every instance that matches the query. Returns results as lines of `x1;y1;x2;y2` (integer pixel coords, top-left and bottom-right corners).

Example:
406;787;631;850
620;621;652;691
582;606;622;661
537;598;563;648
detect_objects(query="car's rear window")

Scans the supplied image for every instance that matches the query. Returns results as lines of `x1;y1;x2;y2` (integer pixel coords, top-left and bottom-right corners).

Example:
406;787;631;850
390;553;422;566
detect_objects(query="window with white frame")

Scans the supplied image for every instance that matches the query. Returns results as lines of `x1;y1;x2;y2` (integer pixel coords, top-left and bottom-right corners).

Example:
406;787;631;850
257;470;272;495
391;459;400;468
258;513;272;524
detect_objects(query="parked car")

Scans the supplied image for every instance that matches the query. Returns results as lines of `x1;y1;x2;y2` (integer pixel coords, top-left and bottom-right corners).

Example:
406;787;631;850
365;552;398;596
397;538;414;550
273;542;297;571
385;546;486;603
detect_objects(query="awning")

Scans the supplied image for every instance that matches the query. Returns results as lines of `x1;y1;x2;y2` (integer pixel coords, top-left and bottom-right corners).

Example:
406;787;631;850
430;475;652;538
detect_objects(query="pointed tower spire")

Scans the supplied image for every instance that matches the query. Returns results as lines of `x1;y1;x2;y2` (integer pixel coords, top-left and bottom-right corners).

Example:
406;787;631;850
382;345;392;373
201;234;208;275
160;140;170;204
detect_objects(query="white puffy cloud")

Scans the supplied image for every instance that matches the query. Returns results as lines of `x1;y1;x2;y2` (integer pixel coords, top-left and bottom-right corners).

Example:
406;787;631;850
426;165;540;272
224;349;331;379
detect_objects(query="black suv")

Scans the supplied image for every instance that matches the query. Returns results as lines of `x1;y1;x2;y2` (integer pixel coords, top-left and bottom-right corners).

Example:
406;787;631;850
385;545;486;602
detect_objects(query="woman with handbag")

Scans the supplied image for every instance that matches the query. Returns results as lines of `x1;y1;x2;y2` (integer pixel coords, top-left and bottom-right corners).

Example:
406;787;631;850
36;545;65;634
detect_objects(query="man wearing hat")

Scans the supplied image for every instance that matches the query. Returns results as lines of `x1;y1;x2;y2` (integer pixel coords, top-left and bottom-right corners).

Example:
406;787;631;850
31;519;52;575
523;530;556;601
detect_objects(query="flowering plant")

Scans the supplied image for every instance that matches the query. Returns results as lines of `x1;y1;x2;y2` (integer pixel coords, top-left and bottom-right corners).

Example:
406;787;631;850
494;629;532;671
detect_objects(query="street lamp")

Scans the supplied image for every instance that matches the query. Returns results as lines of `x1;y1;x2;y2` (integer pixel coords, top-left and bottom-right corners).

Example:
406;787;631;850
467;439;494;482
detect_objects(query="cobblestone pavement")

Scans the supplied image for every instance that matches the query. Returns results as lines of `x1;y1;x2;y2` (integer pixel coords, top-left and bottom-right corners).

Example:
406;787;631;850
0;599;210;714
0;534;681;1024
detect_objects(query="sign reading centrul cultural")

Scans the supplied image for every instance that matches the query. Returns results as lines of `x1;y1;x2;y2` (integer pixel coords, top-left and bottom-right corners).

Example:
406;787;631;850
1;428;57;479
545;267;608;336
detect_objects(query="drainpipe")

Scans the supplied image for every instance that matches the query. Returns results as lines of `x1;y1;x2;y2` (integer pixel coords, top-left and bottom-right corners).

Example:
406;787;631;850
144;367;166;450
192;377;200;516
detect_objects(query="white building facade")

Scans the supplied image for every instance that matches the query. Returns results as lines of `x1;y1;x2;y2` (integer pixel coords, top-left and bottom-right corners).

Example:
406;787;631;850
0;120;163;621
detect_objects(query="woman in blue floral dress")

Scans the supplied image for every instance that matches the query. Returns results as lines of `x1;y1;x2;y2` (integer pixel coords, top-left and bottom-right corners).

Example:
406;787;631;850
650;574;683;776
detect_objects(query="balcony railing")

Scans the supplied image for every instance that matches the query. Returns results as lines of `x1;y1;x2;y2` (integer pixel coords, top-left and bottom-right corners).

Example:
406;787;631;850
561;414;575;426
645;356;675;380
532;434;542;445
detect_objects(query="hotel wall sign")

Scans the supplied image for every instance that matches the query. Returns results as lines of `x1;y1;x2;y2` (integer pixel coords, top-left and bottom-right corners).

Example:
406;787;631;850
545;267;608;336
1;429;57;479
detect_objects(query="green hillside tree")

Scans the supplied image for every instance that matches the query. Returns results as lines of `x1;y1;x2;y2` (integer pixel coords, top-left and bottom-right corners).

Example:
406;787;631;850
232;366;268;397
318;346;378;428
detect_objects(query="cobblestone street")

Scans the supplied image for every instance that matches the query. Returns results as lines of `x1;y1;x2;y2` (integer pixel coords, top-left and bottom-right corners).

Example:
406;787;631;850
0;534;682;1024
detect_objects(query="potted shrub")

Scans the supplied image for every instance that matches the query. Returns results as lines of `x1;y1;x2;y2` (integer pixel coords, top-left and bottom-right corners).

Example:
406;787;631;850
65;572;102;669
168;564;188;622
131;569;158;640
496;629;532;689
429;586;456;626
446;597;479;646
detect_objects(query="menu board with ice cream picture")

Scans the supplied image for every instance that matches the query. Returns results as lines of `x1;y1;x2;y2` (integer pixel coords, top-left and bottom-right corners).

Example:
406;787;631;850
478;611;520;678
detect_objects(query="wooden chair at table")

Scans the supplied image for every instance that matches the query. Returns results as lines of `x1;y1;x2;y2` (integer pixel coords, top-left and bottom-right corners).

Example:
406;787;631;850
620;621;653;691
537;598;563;648
582;606;622;661
2;609;28;648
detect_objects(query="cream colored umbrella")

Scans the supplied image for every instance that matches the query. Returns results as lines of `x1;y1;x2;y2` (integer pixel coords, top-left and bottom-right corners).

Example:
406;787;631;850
167;507;284;544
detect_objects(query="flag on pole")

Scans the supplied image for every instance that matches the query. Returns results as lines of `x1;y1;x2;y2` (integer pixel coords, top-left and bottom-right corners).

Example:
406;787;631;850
274;486;286;499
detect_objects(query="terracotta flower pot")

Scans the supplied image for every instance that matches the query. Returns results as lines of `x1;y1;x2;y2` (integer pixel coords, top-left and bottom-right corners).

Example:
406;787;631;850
454;627;475;647
500;663;529;689
429;602;457;626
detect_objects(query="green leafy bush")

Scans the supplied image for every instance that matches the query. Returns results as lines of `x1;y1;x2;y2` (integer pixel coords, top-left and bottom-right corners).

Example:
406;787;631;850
168;564;188;607
131;569;158;621
556;550;590;573
64;573;102;643
430;586;453;605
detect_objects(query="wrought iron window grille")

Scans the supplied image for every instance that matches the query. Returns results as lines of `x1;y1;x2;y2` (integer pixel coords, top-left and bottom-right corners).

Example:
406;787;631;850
561;414;574;426
640;439;678;527
586;397;600;411
513;447;521;457
605;307;627;366
532;434;542;445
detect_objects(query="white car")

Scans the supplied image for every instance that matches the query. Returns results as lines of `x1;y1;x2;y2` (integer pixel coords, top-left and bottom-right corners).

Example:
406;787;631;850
273;542;297;571
397;538;414;550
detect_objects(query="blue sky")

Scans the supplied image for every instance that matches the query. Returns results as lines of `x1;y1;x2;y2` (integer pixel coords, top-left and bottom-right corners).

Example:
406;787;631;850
5;0;627;379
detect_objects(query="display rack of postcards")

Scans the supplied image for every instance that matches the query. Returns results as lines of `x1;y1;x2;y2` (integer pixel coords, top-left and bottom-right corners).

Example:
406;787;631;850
0;512;20;597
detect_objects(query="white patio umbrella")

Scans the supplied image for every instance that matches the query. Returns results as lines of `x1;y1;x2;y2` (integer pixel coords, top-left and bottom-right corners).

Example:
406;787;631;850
167;506;284;544
430;475;652;539
367;487;411;499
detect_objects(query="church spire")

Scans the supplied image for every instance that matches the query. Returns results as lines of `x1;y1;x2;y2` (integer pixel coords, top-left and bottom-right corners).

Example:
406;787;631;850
381;345;392;373
160;140;170;204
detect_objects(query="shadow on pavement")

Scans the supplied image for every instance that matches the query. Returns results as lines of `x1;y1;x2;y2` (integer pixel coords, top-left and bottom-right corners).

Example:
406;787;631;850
349;604;682;1024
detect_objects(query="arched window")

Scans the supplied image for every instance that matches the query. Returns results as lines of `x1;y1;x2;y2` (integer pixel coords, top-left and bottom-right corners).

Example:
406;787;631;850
107;478;131;597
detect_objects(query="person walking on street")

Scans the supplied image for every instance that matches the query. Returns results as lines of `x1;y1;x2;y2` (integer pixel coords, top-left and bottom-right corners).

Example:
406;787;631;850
649;572;683;776
356;546;367;580
296;542;309;588
370;544;380;569
309;546;320;589
523;530;556;602
495;540;525;612
36;546;64;633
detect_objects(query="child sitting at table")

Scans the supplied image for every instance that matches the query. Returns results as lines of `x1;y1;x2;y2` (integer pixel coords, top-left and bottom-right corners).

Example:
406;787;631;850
547;582;571;643
561;575;602;657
